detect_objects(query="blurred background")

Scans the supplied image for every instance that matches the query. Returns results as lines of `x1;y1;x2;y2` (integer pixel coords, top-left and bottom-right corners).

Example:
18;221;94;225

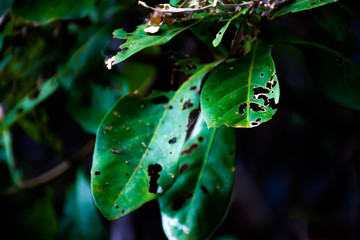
1;0;359;239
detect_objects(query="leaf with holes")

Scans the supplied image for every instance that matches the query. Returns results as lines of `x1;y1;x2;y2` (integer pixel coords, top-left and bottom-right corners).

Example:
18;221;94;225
271;0;338;18
293;41;360;110
158;114;236;240
91;63;216;220
111;21;202;66
201;41;280;128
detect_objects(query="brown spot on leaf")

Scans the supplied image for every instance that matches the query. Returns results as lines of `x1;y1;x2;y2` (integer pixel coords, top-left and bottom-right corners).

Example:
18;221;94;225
111;148;124;154
181;143;199;155
182;100;194;110
179;163;190;174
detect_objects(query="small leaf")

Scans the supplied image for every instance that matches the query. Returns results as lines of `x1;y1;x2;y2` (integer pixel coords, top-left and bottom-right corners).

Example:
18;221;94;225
57;169;106;240
212;8;248;47
201;41;280;128
292;41;360;110
0;77;59;133
91;63;216;220
271;0;338;18
112;20;202;65
158;114;236;240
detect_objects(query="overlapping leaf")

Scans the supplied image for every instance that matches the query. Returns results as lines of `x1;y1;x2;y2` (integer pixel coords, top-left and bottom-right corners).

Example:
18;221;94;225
201;41;280;128
91;63;215;220
158;114;235;240
293;41;360;110
271;0;338;18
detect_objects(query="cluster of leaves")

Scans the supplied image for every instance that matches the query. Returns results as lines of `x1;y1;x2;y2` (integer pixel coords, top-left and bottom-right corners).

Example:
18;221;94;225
0;0;149;239
90;0;360;239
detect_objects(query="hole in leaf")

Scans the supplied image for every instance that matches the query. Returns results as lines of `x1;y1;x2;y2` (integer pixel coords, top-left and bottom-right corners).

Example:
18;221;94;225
115;205;119;208
249;102;265;112
168;137;177;144
182;100;194;110
253;87;270;95
200;186;209;195
190;86;197;90
29;88;40;99
179;163;190;174
238;103;247;114
111;148;124;154
251;122;260;126
94;171;101;176
152;95;169;104
268;98;278;110
206;98;210;101
148;164;162;194
121;209;126;214
181;143;199;155
198;136;204;142
172;193;194;210
16;107;24;114
260;73;265;77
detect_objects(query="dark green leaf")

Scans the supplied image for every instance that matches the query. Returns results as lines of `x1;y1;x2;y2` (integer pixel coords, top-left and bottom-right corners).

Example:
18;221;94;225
0;77;59;132
271;0;338;18
12;0;95;24
159;114;236;240
57;169;106;240
112;21;201;65
0;0;13;17
201;41;280;128
292;41;360;110
91;63;216;220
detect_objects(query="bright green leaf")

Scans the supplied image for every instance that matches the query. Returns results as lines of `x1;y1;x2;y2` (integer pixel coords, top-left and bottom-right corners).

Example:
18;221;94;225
271;0;338;18
159;114;236;240
201;41;280;128
57;169;106;240
91;63;216;220
212;8;248;47
112;21;202;65
292;41;360;110
12;0;95;24
0;77;59;133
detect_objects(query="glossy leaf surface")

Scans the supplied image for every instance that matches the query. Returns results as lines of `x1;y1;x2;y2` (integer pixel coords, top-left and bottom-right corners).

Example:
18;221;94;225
201;41;279;128
159;114;235;240
91;63;215;220
57;169;105;240
112;21;200;65
293;41;360;110
272;0;338;18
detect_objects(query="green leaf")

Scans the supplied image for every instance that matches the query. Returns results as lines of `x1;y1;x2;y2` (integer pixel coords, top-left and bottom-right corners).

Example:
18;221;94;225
0;77;59;133
158;114;236;240
271;0;338;18
0;0;13;17
112;21;201;65
57;169;106;240
212;8;248;47
91;63;216;220
201;41;280;128
12;0;95;24
292;41;360;110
